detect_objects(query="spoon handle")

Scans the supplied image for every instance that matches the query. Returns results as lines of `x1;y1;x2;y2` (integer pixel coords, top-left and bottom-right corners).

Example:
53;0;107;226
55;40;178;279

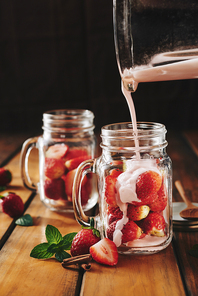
175;180;193;207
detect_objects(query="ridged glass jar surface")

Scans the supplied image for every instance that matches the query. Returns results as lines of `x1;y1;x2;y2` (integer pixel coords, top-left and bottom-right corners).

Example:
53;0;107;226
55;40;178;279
21;109;97;212
73;122;172;255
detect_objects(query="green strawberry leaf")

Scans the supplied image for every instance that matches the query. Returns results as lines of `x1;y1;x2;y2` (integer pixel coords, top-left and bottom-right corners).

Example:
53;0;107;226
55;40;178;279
45;225;62;244
189;244;198;258
30;243;54;259
15;214;33;226
55;250;71;262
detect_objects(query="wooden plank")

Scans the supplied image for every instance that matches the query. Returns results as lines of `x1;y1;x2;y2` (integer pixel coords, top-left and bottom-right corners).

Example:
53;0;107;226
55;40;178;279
167;131;198;295
0;192;82;296
81;245;185;296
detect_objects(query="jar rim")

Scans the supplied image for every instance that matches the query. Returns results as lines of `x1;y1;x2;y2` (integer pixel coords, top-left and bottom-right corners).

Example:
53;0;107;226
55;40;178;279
43;109;94;120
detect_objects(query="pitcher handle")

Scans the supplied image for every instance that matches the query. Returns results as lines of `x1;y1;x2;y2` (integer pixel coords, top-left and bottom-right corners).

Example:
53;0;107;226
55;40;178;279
20;137;38;191
72;158;97;227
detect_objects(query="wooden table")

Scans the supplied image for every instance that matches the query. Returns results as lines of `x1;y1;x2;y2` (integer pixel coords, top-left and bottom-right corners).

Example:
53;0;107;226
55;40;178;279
0;131;198;296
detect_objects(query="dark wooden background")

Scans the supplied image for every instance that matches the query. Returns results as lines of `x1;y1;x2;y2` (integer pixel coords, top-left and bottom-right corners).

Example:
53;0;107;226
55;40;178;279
1;0;198;135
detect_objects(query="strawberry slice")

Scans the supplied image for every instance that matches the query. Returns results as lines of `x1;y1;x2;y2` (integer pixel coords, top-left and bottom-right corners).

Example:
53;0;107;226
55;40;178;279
65;155;91;171
139;212;166;237
46;144;69;159
44;158;65;179
65;148;88;161
62;169;87;201
104;175;118;206
149;183;167;212
90;238;118;266
44;178;66;200
122;220;143;243
127;204;150;221
136;170;162;204
109;169;122;178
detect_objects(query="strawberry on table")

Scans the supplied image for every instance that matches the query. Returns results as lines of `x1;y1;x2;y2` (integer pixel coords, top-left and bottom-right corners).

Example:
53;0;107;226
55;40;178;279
45;144;69;159
149;183;167;212
44;158;65;179
44;178;66;200
0;168;12;186
90;238;118;266
136;170;162;205
139;212;166;237
0;192;24;218
65;155;91;171
70;221;101;256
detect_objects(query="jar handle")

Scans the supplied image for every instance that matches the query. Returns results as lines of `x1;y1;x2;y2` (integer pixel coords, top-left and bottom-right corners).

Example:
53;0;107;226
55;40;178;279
72;158;97;227
20;137;38;191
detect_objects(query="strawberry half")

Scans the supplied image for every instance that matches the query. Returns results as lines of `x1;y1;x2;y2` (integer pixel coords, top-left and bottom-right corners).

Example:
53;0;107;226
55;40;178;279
127;204;150;221
104;175;118;206
44;178;66;200
90;238;118;266
149;183;167;212
44;158;65;179
0;192;24;218
70;221;101;256
139;212;166;237
65;148;88;161
65;155;91;171
0;168;12;186
46;144;69;159
136;170;162;204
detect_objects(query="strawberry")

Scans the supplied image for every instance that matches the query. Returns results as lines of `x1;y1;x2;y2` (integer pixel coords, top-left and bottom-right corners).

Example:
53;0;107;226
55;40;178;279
65;155;91;171
104;175;118;206
109;169;122;178
0;168;12;186
44;178;66;200
149;183;167;212
107;206;123;224
65;148;88;161
45;144;69;159
127;204;150;221
121;220;143;243
70;221;101;256
44;158;65;179
106;220;142;243
139;212;166;237
0;192;24;218
136;170;162;204
90;238;118;266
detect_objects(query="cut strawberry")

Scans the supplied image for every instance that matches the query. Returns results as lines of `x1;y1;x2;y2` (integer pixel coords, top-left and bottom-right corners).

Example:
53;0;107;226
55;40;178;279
109;169;122;178
149;183;167;212
136;170;162;204
0;192;24;218
65;148;88;161
44;158;65;179
127;204;150;221
44;178;66;200
65;155;91;171
62;169;87;201
46;144;69;159
104;175;118;206
90;238;118;266
121;220;143;243
139;212;166;237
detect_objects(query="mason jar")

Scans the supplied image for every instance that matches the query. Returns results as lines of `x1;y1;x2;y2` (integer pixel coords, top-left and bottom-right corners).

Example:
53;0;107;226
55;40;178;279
20;109;98;212
73;122;172;255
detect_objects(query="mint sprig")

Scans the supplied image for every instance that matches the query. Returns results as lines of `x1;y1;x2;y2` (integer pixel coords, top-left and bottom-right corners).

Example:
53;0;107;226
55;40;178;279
15;214;33;226
30;225;77;262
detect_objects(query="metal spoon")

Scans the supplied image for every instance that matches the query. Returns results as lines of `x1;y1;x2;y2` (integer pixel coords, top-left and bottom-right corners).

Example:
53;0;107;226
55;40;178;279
175;180;198;220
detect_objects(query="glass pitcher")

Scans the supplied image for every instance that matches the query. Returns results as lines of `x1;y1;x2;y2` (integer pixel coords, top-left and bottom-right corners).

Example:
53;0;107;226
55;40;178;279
113;0;198;92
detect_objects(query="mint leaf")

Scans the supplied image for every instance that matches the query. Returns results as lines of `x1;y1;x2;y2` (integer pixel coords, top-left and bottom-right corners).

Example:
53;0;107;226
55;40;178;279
55;250;71;262
47;243;60;253
189;244;198;258
30;243;54;259
15;214;33;226
45;225;62;244
62;232;77;250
